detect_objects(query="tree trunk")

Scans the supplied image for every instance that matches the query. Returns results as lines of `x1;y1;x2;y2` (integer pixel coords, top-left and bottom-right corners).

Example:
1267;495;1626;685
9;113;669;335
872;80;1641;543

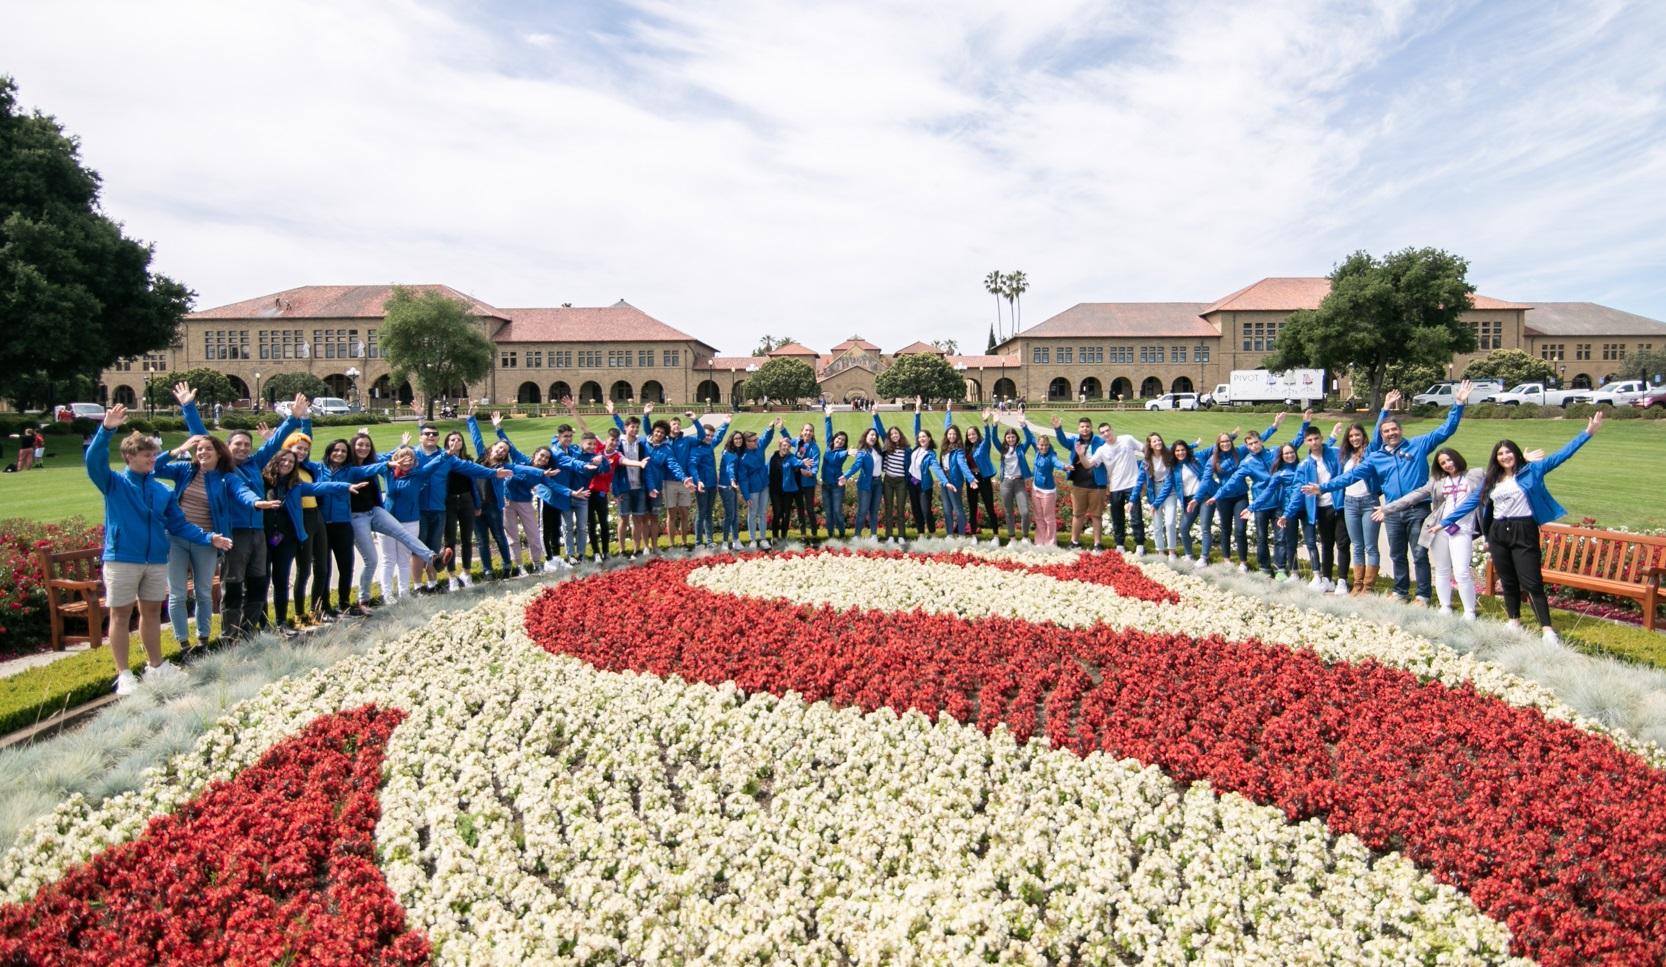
1367;367;1386;414
993;296;1003;342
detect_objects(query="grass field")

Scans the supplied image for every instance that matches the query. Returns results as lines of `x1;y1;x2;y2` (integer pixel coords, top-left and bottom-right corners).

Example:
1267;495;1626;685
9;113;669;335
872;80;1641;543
6;407;1664;530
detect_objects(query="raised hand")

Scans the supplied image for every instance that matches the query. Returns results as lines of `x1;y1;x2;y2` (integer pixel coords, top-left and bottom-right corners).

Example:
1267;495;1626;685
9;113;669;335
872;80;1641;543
1272;411;1287;427
495;467;513;479
561;395;576;410
1454;380;1475;405
292;394;310;419
466;399;476;416
643;401;654;415
1331;420;1345;440
914;395;922;412
1588;410;1604;435
256;422;275;441
348;481;370;493
103;404;127;430
605;399;616;416
491;410;504;430
823;402;833;416
945;399;953;413
1050;416;1063;429
400;431;413;447
254;499;282;510
175;435;206;458
1302;407;1313;423
172;382;196;406
1384;388;1403;409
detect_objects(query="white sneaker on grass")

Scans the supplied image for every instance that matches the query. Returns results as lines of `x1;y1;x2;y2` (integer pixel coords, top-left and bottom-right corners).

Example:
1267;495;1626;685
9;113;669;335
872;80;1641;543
144;662;184;684
457;572;472;588
114;671;138;696
1308;576;1326;591
1332;581;1350;597
1542;626;1561;645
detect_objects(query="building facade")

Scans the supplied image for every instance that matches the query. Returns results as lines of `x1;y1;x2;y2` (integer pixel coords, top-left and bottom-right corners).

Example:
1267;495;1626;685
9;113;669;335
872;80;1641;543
95;279;1666;410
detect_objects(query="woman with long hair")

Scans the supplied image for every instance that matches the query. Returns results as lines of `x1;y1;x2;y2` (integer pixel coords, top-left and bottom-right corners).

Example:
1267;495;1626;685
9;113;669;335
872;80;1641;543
1135;432;1179;560
1171;440;1205;562
1030;433;1070;547
689;413;730;548
984;414;1034;542
741;423;776;548
719;431;748;549
1439;413;1603;641
767;433;796;543
847;427;882;538
314;437;388;616
1282;424;1350;593
585;429;620;559
874;399;922;541
1194;432;1247;567
375;441;461;602
252;449;360;633
790;420;821;538
1374;447;1483;618
345;432;434;610
821;405;850;538
440;428;480;587
937;429;973;538
910;426;943;537
154;434;240;647
1337;420;1382;595
963;420;998;536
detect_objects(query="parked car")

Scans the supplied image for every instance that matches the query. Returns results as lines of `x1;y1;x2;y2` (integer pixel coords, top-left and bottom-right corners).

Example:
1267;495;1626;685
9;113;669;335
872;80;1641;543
1633;392;1666;410
1490;382;1592;407
1145;392;1200;412
312;396;352;416
54;402;106;422
1412;380;1503;407
1587;380;1652;407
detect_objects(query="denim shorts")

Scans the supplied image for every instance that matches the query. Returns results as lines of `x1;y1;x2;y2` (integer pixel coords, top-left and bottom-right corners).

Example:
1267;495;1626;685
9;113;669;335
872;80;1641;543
620;488;647;516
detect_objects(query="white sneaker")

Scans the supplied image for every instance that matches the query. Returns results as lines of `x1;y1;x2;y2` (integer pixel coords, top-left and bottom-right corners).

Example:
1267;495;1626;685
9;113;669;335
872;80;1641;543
1542;627;1561;645
1506;619;1522;631
1237;563;1248;572
1462;611;1477;621
1438;606;1453;615
144;662;184;684
1308;576;1326;591
1332;581;1350;597
114;670;138;696
448;576;463;592
457;572;471;588
1132;546;1144;557
543;559;560;573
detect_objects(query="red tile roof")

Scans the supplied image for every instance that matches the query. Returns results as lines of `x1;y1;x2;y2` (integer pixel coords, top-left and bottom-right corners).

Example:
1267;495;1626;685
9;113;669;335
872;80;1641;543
893;340;943;355
1522;302;1666;337
1014;303;1218;340
1202;277;1528;313
768;342;819;357
188;284;507;320
496;300;716;352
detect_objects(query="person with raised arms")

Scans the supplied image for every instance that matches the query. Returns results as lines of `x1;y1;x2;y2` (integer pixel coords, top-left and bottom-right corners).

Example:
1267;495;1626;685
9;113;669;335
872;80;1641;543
344;431;436;610
1335;414;1386;595
963;412;998;536
1282;423;1347;592
719;431;748;549
1129;432;1179;562
1169;440;1206;563
845;424;882;539
302;436;391;618
1029;432;1072;548
617;416;697;556
1054;415;1106;551
984;412;1034;543
1217;438;1300;578
152;433;244;649
244;449;365;634
1371;446;1483;619
1201;412;1307;570
741;423;776;549
688;410;731;548
1437;413;1603;641
87;405;234;694
1306;382;1475;605
873;401;921;542
820;404;850;539
936;423;975;539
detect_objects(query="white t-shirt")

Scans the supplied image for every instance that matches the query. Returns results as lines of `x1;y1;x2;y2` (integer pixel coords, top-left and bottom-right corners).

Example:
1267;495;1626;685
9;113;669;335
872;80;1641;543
1084;435;1142;491
1343;453;1370;498
1180;463;1199;497
1490;475;1531;519
1002;447;1019;480
1312;456;1333;507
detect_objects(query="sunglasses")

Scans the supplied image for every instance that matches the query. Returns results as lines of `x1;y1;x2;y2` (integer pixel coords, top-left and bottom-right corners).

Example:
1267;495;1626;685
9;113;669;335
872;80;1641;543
421;430;438;436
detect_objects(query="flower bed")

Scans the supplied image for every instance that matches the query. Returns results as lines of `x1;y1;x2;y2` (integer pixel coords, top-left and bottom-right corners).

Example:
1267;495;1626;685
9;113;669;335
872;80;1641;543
3;546;1664;963
0;517;103;658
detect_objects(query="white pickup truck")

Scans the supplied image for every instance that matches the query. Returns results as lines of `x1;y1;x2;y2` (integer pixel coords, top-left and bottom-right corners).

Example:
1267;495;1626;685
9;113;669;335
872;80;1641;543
1491;382;1594;407
1412;381;1503;407
1587;380;1651;407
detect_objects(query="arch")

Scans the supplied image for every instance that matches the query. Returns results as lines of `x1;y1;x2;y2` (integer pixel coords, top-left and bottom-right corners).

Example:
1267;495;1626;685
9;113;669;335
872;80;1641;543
731;381;747;407
225;375;250;401
579;380;603;404
1110;377;1133;400
112;385;137;407
695;380;721;405
842;388;868;404
1170;375;1195;394
323;373;351;398
609;380;633;403
1571;373;1593;389
549;381;572;403
97;383;109;404
1139;376;1164;398
517;381;542;404
396;381;414;406
1047;377;1071;401
1078;376;1102;399
963;378;982;402
640;380;665;404
992;377;1016;400
369;375;393;400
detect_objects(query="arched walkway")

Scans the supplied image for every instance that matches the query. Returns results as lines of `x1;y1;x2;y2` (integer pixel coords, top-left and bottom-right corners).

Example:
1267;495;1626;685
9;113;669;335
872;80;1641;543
640;380;665;404
579;381;603;404
731;381;747;407
517;381;542;404
112;385;137;407
610;380;633;403
1571;373;1593;389
397;381;414;406
964;378;982;402
1170;376;1195;394
370;375;393;402
226;375;250;401
1140;376;1164;398
323;373;351;398
1110;377;1133;401
1078;377;1102;399
1047;377;1070;401
549;381;572;403
696;380;721;405
993;377;1016;400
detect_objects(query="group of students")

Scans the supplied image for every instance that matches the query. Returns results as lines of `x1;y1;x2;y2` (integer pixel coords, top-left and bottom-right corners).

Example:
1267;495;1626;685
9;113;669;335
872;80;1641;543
85;379;1600;695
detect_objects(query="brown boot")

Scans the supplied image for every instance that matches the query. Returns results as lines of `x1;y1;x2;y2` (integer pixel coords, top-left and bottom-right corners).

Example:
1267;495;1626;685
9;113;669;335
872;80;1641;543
1357;565;1379;596
1349;565;1365;595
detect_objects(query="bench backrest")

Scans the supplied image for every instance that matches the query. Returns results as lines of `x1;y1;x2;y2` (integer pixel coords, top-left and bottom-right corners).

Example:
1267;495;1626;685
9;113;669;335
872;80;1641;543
1539;523;1666;586
36;546;104;588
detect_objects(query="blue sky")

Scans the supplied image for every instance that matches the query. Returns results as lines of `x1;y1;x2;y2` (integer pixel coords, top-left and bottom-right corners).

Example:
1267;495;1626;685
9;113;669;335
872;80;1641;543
3;0;1663;353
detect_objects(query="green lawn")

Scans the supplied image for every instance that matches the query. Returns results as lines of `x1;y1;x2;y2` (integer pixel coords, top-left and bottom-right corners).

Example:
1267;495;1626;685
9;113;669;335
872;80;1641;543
7;408;1665;530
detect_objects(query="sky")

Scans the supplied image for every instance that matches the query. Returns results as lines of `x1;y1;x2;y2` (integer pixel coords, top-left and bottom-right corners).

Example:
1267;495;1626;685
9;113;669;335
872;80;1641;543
3;0;1664;355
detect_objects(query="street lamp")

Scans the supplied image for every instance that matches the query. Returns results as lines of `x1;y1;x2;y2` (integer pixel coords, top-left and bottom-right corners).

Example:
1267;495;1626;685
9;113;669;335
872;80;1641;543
254;372;262;411
345;367;360;408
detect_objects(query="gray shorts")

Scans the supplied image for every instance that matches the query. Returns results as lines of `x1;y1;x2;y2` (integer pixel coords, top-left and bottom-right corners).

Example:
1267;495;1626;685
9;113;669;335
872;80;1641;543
104;561;169;606
664;484;693;509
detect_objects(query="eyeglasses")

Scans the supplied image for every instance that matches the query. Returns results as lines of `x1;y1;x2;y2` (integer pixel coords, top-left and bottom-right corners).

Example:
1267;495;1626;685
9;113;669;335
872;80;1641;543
420;430;438;436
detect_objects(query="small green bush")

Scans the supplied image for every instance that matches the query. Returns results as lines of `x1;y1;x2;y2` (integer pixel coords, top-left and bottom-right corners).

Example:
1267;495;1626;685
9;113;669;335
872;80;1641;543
216;411;390;431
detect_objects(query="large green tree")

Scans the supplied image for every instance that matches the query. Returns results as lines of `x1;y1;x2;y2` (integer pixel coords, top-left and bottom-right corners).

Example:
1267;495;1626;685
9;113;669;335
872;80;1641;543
144;368;236;409
1462;349;1555;388
743;357;817;403
0;76;193;410
1265;248;1476;412
262;371;329;404
379;286;494;418
1615;348;1666;385
875;352;965;402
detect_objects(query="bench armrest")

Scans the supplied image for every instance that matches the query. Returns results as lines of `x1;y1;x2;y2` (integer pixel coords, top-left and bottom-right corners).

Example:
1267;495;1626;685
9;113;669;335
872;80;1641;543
48;579;102;593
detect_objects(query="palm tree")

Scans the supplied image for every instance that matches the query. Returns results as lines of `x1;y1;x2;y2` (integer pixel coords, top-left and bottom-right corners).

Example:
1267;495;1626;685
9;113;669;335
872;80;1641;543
932;338;959;354
1004;271;1029;334
984;270;1005;342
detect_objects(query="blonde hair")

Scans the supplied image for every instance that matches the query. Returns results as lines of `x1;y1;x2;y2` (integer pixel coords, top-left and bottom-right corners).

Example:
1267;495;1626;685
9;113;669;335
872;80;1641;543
119;431;158;459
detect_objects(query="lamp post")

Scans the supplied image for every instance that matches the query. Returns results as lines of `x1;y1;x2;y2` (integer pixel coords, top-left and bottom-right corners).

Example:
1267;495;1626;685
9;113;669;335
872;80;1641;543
1196;341;1205;398
345;367;360;409
254;372;262;412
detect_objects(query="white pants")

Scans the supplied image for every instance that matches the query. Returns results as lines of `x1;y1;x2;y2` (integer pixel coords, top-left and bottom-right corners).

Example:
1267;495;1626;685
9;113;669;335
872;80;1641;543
379;521;419;600
505;500;543;566
1149;496;1179;554
1431;528;1476;614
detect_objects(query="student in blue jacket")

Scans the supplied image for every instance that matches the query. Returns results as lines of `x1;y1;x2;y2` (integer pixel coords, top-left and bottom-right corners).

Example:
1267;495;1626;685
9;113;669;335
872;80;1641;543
984;416;1035;542
690;414;731;548
935;431;975;538
1280;423;1350;593
740;422;777;548
1439;412;1602;642
153;433;247;649
1217;440;1300;577
820;405;850;538
719;432;748;549
789;419;822;538
873;403;921;542
1169;440;1207;562
87;405;233;695
846;427;882;539
249;448;364;632
1029;433;1071;547
963;414;997;535
911;428;953;537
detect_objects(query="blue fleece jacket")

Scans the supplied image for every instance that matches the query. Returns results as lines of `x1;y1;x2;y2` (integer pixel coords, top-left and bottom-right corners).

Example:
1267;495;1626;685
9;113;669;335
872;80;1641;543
86;426;217;564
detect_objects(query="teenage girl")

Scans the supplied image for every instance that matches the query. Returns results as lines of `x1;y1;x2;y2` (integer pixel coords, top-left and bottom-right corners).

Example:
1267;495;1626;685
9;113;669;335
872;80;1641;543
690;414;731;547
873;409;918;542
720;432;747;549
250;450;360;632
153;434;241;647
983;414;1034;542
441;427;480;587
313;437;388;614
1133;432;1179;560
1337;420;1384;595
791;421;821;538
767;429;795;543
963;417;998;535
1171;440;1205;562
821;406;850;538
1374;447;1482;618
847;427;881;538
1440;412;1603;641
742;425;775;548
1030;433;1071;547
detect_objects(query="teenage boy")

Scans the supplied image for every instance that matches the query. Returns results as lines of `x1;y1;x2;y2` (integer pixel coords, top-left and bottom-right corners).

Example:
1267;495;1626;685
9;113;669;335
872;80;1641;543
1054;416;1105;550
87;404;232;696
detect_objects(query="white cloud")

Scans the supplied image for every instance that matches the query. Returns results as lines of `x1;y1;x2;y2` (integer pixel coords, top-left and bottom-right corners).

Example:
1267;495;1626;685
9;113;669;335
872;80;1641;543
1;0;1662;354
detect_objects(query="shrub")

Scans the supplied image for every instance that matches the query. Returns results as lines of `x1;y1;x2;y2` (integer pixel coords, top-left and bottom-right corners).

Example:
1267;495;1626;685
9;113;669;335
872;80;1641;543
0;517;105;656
216;411;390;431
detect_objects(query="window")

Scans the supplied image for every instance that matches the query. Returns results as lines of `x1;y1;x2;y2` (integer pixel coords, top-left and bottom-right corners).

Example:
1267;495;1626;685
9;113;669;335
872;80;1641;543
1031;346;1050;364
638;349;654;367
257;328;305;360
1539;344;1565;362
526;351;542;369
1576;343;1591;361
664;349;680;367
1170;346;1186;363
500;351;517;368
140;353;168;372
1473;319;1503;351
1108;346;1133;364
578;350;601;368
1079;346;1103;364
1640;343;1654;355
1055;347;1073;365
1140;345;1164;364
555;350;573;368
367;330;380;359
1195;344;1211;364
202;330;249;361
310;329;356;360
1603;343;1626;361
607;350;631;368
1242;321;1278;353
111;358;134;372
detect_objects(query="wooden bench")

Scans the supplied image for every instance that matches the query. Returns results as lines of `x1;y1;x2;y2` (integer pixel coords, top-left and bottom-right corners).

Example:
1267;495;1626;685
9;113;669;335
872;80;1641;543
37;547;223;651
1483;523;1666;631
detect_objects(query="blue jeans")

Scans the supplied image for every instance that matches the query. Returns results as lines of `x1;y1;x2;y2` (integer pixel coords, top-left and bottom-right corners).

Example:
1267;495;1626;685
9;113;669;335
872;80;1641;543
823;482;847;537
1177;496;1201;558
474;500;511;570
418;510;446;555
562;500;589;558
940;485;966;535
720;487;740;542
168;536;220;642
1384;502;1432;600
1206;494;1249;562
350;507;431;601
695;488;715;543
1254;508;1279;575
1343;493;1381;566
854;486;882;537
746;490;768;540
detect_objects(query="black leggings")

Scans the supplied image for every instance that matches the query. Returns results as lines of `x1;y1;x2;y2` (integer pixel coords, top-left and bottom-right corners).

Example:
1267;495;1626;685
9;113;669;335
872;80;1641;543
792;489;815;535
967;478;996;531
908;478;936;535
770;489;792;540
543;501;563;559
325;521;355;611
1488;517;1552;626
294;507;327;616
445;491;477;571
269;535;298;626
588;496;611;557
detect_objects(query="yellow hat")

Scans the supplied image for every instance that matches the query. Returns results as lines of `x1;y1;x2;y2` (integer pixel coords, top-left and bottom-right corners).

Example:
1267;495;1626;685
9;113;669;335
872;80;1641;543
282;431;313;450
